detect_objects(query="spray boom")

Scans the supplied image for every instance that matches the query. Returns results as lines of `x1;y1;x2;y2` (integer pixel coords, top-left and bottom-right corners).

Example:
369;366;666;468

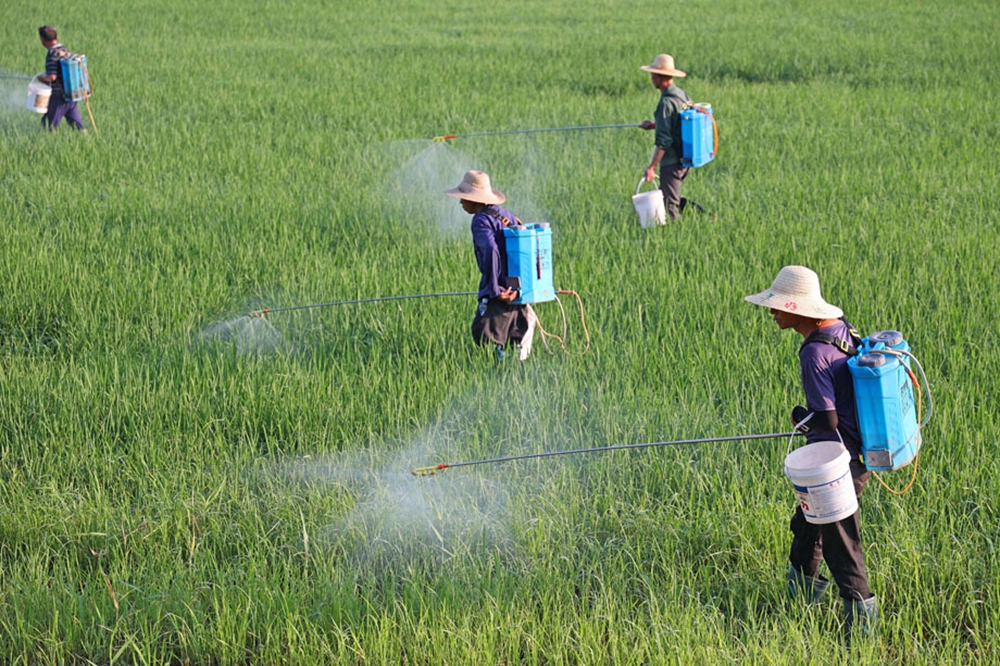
433;123;641;141
412;431;802;476
247;291;477;318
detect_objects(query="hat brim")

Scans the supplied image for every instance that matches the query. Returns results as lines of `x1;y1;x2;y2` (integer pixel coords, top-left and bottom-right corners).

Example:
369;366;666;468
744;291;843;320
444;188;505;205
640;65;686;77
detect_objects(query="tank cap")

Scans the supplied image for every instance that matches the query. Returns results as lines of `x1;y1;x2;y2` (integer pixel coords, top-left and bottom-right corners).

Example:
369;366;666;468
869;330;904;347
858;353;887;367
534;222;551;228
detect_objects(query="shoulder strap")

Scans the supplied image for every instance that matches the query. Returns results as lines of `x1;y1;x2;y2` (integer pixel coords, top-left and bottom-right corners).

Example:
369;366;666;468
665;92;693;110
800;317;863;357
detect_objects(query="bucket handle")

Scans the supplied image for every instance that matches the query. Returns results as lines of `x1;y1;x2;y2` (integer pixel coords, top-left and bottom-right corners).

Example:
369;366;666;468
786;411;846;458
635;177;659;196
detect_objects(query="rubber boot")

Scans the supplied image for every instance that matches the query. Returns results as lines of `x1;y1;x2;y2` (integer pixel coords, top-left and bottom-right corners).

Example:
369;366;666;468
786;565;830;604
685;198;715;219
494;344;506;363
843;595;879;647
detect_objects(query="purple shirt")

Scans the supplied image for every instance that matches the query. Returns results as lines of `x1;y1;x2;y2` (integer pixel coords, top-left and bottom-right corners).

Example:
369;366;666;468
799;320;862;455
471;205;520;300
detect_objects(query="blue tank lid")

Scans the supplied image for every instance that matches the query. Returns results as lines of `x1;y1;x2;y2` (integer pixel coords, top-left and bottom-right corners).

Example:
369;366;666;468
869;330;904;347
858;353;888;367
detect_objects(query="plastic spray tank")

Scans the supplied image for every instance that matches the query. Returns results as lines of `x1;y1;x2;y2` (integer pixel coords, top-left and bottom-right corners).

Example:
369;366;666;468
503;223;555;304
847;330;921;471
60;54;91;102
680;103;717;168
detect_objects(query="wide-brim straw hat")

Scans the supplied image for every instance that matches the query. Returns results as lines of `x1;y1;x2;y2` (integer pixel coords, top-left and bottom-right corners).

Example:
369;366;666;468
744;265;843;319
444;170;506;205
640;54;686;78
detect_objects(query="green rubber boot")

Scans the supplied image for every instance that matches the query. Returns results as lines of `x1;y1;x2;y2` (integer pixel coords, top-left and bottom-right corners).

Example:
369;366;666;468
786;565;830;604
844;595;879;647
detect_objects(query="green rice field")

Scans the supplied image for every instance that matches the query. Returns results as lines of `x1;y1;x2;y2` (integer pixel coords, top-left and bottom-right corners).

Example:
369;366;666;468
1;0;999;663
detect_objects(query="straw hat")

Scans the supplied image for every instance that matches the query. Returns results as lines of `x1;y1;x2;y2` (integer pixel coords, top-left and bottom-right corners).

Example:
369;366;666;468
444;170;506;205
744;266;843;319
640;54;686;78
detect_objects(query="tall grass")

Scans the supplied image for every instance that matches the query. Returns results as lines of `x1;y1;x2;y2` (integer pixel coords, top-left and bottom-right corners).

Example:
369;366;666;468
1;0;998;662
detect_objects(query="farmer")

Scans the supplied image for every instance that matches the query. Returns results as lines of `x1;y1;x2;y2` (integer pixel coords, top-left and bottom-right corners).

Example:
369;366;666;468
445;170;536;362
745;265;879;645
37;26;85;132
639;54;693;220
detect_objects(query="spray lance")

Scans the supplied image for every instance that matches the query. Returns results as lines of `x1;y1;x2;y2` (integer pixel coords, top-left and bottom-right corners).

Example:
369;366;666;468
247;291;477;318
432;123;642;142
247;224;590;353
413;431;802;476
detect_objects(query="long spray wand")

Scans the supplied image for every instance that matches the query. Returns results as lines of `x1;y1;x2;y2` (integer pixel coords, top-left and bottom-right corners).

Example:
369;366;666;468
0;75;34;80
247;291;477;318
413;431;801;476
433;123;641;142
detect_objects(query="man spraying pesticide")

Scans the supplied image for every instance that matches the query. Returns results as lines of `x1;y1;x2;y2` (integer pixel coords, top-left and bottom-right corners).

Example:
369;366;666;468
746;265;931;646
445;170;541;362
36;25;96;133
638;54;715;223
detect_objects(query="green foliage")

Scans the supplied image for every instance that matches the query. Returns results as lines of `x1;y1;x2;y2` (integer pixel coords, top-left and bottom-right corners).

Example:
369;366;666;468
1;0;999;662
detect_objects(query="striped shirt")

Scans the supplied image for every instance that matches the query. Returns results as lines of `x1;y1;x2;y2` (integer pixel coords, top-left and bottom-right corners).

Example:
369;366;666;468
45;42;70;96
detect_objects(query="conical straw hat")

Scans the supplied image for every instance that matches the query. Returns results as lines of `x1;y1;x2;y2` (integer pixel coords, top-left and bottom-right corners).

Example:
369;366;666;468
744;266;843;319
444;170;506;205
640;54;687;78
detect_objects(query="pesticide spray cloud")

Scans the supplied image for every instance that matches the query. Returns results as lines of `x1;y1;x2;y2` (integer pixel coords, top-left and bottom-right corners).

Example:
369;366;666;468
200;314;286;355
0;72;32;116
381;139;554;237
383;140;479;237
279;423;514;574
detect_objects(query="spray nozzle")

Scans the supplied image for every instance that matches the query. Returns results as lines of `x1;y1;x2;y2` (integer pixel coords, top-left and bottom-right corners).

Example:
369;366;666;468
432;135;457;142
247;310;269;319
412;464;449;477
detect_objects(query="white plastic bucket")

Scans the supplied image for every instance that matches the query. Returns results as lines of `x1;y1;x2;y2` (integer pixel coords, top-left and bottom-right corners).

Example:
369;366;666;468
632;178;665;228
784;440;858;525
26;76;51;114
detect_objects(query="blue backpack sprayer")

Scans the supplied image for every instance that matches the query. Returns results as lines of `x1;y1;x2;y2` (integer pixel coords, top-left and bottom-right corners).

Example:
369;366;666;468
847;330;932;472
679;103;717;169
503;223;554;305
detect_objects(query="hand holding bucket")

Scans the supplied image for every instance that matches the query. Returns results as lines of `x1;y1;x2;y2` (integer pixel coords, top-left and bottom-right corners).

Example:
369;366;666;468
632;178;666;228
26;74;51;114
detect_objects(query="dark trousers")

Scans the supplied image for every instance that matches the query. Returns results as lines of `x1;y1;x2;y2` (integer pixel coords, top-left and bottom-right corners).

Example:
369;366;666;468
42;99;85;131
659;162;690;220
471;298;530;348
789;458;872;600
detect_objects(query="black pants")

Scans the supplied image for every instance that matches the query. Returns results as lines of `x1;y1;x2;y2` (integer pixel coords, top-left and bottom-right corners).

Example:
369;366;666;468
471;298;531;347
789;458;872;600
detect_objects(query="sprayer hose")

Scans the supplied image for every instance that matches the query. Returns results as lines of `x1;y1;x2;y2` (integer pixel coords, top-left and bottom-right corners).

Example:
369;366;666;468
868;348;932;495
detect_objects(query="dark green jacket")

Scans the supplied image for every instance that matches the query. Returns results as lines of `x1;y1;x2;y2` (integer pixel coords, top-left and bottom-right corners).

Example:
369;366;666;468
654;84;692;166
